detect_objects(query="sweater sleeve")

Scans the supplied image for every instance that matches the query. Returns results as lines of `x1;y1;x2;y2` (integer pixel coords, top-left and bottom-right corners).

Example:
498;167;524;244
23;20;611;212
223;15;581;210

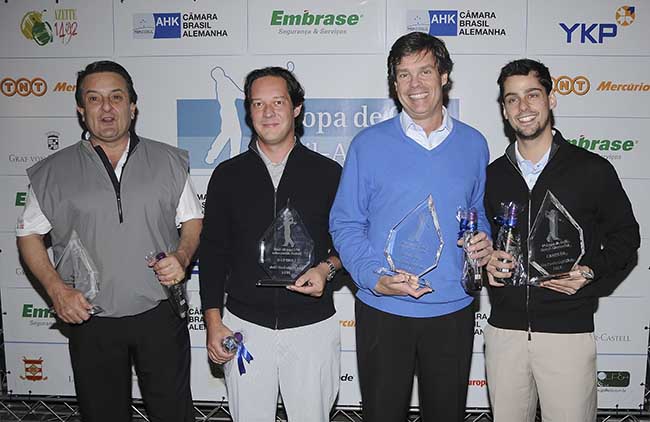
198;165;231;311
472;138;491;238
586;160;640;282
329;140;383;292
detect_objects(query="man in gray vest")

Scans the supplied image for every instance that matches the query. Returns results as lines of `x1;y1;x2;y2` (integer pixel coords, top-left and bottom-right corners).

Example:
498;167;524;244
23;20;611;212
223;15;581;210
16;61;202;422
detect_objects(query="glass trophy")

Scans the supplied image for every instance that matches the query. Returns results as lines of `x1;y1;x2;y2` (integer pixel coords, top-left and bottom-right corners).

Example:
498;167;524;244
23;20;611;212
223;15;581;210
54;230;104;315
145;251;189;319
257;203;314;286
378;195;444;288
528;191;591;285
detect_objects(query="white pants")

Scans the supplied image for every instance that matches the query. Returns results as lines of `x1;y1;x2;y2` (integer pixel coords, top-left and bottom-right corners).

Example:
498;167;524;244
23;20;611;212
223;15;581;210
223;310;340;422
484;323;597;422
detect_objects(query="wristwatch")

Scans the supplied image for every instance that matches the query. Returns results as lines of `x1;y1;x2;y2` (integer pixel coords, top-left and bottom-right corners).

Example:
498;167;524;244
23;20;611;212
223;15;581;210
321;259;337;282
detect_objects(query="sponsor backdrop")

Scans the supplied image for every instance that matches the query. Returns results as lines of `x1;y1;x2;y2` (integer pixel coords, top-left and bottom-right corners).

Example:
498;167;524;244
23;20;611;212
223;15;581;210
0;0;648;411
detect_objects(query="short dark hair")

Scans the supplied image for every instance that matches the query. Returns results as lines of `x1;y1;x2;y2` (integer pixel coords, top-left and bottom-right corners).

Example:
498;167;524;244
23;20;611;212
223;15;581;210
387;32;454;104
243;67;305;139
497;59;553;104
75;60;138;107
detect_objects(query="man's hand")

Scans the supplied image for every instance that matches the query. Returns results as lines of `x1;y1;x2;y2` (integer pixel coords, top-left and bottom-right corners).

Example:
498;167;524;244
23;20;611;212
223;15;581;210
287;265;328;297
49;283;93;324
540;265;593;295
373;273;432;298
457;231;493;266
150;251;188;286
206;320;236;365
485;250;516;287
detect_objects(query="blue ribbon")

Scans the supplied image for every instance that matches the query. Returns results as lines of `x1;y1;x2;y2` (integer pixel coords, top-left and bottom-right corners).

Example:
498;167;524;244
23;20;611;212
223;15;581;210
236;342;254;375
457;217;469;240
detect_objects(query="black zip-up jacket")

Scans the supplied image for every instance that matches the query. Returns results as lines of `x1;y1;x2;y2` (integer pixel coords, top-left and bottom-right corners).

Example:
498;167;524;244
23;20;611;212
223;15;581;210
199;140;342;329
484;130;640;333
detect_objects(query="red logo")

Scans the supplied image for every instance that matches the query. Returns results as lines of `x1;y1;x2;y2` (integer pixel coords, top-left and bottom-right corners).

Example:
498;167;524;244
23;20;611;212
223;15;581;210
19;357;48;381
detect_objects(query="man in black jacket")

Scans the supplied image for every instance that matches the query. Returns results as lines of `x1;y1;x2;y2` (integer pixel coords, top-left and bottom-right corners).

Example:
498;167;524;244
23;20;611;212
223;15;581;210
199;67;342;422
484;59;639;422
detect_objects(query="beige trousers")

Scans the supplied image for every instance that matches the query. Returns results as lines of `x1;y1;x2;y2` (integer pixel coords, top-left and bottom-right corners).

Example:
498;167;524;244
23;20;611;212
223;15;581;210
222;310;340;422
484;323;597;422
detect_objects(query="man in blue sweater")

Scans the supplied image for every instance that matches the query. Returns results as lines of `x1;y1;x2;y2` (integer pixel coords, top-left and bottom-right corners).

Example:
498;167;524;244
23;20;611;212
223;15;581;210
330;32;492;422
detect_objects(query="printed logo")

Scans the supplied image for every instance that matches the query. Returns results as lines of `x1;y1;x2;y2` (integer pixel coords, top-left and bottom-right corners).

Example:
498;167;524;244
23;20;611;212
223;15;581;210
15;192;27;207
46;131;60;150
133;12;226;39
22;303;55;327
20;9;79;46
187;306;204;331
596;80;650;92
474;312;487;335
468;379;487;387
177;63;460;174
270;10;362;36
567;134;636;154
407;9;507;37
560;5;635;44
339;319;355;327
552;75;590;96
19;357;48;381
597;371;630;387
1;77;47;97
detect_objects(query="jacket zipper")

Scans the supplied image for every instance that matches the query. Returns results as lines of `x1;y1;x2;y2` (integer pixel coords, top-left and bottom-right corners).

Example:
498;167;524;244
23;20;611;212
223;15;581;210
93;146;126;223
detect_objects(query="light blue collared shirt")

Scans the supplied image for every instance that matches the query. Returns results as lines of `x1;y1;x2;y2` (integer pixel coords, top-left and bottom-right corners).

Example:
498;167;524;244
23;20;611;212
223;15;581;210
515;142;551;190
399;106;454;150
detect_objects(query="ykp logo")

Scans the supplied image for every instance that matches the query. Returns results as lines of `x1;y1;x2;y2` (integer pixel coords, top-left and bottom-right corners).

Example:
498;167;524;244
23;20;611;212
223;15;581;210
1;77;47;97
552;76;590;96
560;5;635;44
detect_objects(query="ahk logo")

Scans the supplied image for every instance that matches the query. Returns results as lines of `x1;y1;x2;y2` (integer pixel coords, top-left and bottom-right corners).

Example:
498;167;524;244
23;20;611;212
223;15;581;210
133;13;181;39
560;5;635;44
407;10;458;36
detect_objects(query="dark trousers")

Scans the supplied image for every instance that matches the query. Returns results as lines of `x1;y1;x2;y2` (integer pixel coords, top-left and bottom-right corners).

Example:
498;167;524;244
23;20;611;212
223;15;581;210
355;299;474;422
68;301;194;422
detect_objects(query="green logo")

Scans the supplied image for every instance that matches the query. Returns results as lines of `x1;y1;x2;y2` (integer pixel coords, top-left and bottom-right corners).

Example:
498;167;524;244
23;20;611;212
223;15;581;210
270;10;360;26
15;192;27;207
22;304;54;318
20;10;53;46
567;135;636;152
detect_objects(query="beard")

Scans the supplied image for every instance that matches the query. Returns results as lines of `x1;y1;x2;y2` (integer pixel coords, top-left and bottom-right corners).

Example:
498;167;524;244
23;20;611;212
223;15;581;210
512;113;551;141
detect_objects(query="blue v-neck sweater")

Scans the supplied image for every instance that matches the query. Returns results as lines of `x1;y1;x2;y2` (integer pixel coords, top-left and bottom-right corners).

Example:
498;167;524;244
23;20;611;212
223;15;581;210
330;115;490;317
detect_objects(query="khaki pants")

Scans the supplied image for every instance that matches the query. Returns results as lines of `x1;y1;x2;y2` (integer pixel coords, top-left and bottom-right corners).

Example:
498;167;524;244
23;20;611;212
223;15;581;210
484;323;597;422
222;310;340;422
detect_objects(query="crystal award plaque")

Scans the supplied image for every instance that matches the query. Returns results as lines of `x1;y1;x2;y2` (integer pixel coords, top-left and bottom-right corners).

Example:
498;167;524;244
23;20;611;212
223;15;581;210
257;204;314;286
528;191;590;285
379;195;444;288
54;230;104;315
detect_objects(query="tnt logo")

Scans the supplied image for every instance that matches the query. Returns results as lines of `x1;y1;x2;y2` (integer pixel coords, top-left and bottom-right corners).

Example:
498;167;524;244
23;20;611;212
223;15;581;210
559;5;635;44
154;13;181;38
428;10;458;36
1;77;47;97
552;75;590;96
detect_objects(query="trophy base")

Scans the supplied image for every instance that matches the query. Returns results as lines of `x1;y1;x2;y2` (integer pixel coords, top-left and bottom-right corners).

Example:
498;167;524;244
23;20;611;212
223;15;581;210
530;270;593;286
88;305;104;316
256;279;296;287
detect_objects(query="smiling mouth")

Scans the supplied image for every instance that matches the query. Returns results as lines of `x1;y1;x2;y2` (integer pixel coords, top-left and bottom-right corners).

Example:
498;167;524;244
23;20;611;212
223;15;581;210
408;92;429;100
516;114;537;124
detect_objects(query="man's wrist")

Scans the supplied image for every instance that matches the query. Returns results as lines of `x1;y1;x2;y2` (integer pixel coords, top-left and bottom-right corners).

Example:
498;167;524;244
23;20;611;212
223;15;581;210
319;259;337;282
